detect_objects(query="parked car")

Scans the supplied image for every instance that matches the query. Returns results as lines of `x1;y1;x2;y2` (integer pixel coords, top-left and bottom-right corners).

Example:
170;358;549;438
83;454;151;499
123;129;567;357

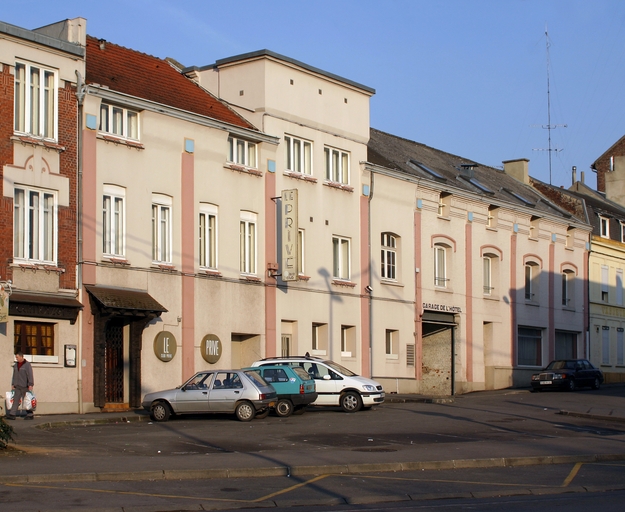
244;365;318;417
530;359;604;392
251;355;385;412
141;369;276;422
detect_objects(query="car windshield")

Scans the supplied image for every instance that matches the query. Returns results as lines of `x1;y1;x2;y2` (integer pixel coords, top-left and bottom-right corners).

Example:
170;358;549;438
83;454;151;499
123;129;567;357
245;370;270;387
324;360;357;377
546;360;575;370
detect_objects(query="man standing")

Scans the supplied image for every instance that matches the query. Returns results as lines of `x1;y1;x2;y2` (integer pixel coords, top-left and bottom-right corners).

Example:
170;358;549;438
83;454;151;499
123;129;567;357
6;352;34;420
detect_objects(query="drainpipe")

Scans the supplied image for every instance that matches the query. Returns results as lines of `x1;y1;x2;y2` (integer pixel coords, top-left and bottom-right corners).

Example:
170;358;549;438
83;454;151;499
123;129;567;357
368;172;375;378
75;70;86;414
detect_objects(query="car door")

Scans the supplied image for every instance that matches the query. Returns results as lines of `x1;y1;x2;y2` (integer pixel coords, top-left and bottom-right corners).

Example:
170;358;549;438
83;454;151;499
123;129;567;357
208;371;244;412
174;372;213;413
298;362;340;405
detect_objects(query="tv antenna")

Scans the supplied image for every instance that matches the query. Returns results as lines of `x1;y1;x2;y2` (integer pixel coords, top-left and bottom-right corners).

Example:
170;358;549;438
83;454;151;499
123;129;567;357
532;29;567;185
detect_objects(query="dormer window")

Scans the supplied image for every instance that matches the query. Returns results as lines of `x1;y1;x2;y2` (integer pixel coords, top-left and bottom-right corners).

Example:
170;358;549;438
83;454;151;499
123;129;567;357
100;103;139;140
600;216;609;238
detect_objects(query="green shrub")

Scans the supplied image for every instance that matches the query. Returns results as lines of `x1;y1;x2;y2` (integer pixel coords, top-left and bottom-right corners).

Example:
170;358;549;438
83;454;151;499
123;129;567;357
0;417;15;449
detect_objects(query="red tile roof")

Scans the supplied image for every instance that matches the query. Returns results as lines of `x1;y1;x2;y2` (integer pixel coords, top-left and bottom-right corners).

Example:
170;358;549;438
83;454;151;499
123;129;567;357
85;36;256;131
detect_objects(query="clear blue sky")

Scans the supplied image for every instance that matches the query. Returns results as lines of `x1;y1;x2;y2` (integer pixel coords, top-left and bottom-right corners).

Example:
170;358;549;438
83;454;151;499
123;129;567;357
4;0;625;189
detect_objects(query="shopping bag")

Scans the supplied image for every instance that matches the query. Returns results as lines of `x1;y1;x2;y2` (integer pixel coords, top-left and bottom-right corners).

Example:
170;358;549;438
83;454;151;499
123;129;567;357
23;391;36;411
5;390;14;411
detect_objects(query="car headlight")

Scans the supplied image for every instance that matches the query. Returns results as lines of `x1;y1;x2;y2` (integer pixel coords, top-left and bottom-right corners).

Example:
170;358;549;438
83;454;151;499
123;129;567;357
362;385;376;392
553;374;564;380
531;375;540;381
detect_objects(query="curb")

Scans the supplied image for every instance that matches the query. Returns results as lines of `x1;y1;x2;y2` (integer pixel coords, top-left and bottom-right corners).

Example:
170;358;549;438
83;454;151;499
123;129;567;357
558;409;625;423
2;452;625;484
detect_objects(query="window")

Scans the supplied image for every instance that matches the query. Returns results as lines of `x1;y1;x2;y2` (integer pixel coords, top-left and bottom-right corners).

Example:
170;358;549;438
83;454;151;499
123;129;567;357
555;331;576;359
434;244;447;287
525;263;539;301
14;321;54;356
438;193;451;218
99;103;139;139
14;62;56;139
618;328;624;366
341;325;356;357
562;270;574;307
324;146;349;184
601;265;609;302
487;206;498;228
102;185;125;257
602;326;610;365
618;269;624;306
199;204;218;269
517;327;542;366
600;216;609;238
312;323;328;355
386;329;398;358
381;233;397;280
14;186;56;263
332;236;351;280
529;216;540;239
621;222;625;243
228;136;257;168
240;211;257;274
483;256;492;295
281;334;291;357
285;135;312;174
152;194;172;263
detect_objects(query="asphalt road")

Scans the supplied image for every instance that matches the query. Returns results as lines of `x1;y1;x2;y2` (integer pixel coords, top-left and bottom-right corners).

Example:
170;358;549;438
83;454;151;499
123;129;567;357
1;386;625;510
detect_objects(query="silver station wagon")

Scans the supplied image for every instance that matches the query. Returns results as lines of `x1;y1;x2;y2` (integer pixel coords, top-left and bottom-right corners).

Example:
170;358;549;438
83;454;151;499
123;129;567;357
141;369;277;422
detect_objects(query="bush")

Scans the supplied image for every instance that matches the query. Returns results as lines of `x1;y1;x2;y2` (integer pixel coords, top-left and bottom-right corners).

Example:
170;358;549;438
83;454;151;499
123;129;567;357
0;417;15;449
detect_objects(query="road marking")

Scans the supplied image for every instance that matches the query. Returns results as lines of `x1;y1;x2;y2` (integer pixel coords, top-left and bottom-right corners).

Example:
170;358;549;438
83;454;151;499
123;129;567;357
253;474;330;502
562;462;582;487
343;474;549;488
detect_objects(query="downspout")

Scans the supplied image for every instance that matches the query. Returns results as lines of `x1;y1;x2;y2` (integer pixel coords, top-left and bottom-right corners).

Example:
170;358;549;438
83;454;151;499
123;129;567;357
75;70;86;414
368;172;375;377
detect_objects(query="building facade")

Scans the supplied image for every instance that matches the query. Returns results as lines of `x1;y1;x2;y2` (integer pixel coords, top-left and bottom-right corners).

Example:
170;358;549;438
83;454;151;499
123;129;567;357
0;19;85;414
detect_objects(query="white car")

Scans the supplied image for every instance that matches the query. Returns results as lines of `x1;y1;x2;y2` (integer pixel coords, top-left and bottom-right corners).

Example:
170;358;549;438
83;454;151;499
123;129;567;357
251;356;384;412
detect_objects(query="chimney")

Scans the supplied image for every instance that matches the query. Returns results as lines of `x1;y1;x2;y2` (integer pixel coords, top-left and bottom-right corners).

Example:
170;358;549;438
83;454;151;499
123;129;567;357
572;166;577;185
581;171;585;184
503;159;530;184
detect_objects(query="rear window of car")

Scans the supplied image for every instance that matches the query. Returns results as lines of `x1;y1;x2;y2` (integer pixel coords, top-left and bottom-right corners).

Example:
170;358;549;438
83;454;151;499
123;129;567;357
292;366;312;381
245;370;270;387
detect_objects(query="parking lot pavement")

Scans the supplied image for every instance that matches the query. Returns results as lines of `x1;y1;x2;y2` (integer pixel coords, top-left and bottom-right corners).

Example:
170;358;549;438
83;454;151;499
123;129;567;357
1;385;625;484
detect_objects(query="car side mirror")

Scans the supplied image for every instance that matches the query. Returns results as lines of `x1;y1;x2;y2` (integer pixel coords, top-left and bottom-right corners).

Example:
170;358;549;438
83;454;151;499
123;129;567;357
323;375;331;380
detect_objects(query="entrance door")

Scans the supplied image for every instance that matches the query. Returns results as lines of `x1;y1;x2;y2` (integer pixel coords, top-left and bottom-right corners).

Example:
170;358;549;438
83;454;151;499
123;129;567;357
421;322;453;396
104;320;124;403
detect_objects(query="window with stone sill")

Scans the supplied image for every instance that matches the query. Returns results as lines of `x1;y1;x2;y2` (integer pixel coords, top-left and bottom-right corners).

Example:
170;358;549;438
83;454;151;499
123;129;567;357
14;62;57;140
324;146;349;185
14;186;57;264
100;103;139;140
285;135;312;175
228;137;257;168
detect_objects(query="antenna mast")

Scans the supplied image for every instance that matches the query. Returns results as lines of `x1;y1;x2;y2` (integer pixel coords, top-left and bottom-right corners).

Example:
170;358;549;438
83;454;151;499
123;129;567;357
533;29;567;184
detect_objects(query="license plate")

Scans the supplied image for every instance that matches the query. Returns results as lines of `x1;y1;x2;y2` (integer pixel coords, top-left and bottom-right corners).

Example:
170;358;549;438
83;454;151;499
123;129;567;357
541;380;552;385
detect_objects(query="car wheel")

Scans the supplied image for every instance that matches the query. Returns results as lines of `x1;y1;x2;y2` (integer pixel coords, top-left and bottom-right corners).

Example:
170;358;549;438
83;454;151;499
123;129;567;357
275;399;294;417
255;408;270;419
235;401;255;422
150;401;171;422
592;377;601;390
567;379;576;392
340;391;363;413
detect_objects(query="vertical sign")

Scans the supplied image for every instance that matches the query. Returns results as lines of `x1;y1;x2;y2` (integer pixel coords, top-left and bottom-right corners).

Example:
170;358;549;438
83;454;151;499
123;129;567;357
281;189;299;282
0;286;8;323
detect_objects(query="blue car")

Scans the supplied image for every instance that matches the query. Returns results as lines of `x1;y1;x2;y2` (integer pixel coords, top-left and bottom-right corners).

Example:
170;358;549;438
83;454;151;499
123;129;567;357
244;365;317;417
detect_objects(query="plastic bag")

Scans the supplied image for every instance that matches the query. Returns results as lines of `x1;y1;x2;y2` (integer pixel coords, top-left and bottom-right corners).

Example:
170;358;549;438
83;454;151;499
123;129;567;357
4;390;36;412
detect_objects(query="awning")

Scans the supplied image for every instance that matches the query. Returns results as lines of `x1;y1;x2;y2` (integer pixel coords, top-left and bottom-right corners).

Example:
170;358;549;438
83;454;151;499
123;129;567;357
85;285;167;317
9;291;83;324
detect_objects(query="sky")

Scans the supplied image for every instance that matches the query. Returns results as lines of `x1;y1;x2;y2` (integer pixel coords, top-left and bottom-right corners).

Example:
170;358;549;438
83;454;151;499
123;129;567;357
4;0;625;190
